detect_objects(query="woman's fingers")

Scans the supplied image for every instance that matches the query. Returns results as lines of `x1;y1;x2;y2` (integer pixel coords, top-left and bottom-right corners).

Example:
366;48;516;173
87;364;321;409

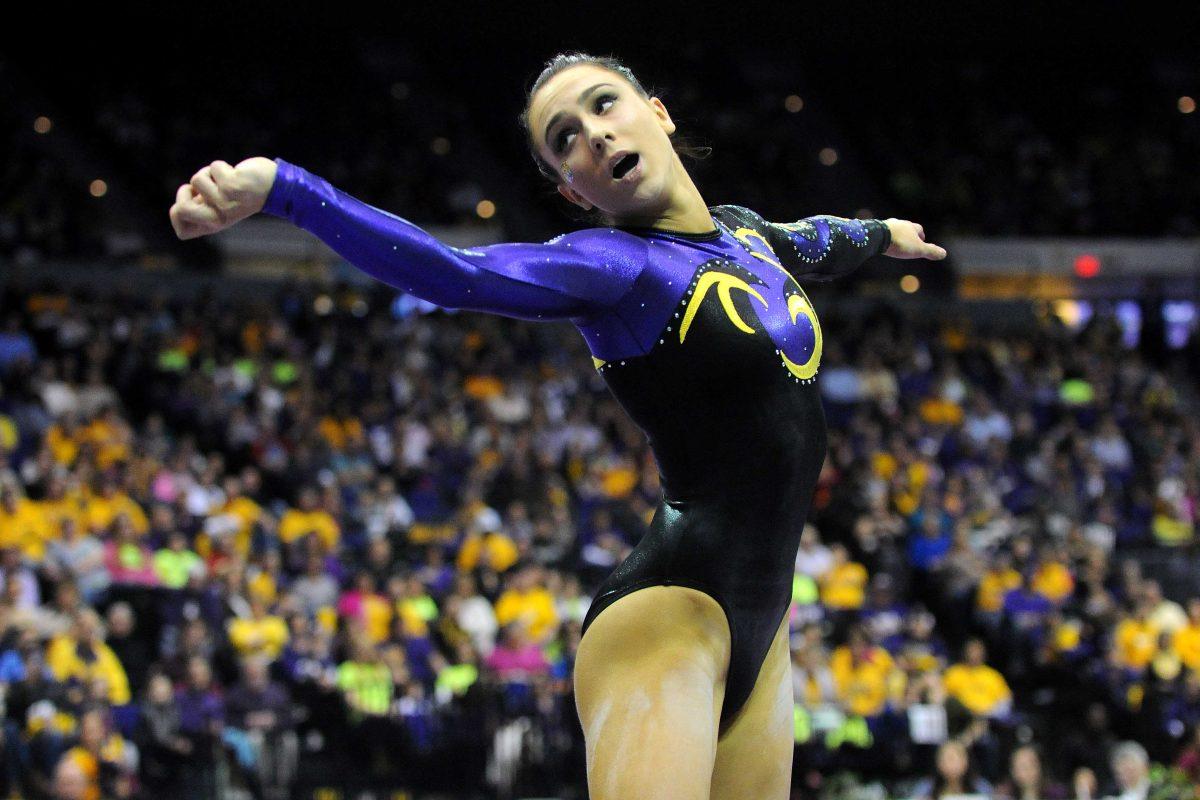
209;160;236;188
170;183;222;239
190;166;226;215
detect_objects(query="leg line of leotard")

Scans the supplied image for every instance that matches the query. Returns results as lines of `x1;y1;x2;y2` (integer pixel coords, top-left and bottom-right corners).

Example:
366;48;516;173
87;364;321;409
579;577;740;716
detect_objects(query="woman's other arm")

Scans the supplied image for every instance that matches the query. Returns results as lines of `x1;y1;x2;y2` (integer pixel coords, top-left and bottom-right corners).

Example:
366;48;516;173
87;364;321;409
170;158;641;321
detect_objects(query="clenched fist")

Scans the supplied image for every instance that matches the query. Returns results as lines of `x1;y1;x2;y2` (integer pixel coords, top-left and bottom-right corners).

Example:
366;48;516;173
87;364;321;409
882;219;948;261
169;157;278;240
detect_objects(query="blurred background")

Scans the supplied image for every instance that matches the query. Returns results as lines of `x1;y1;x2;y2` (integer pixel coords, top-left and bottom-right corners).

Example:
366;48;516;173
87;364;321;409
2;4;1200;799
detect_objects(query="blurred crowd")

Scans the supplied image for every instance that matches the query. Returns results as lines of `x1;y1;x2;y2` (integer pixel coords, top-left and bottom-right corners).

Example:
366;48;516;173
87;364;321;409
0;274;1199;799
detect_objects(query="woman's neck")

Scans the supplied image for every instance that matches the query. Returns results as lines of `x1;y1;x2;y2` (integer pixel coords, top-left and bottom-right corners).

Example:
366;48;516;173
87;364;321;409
614;154;714;233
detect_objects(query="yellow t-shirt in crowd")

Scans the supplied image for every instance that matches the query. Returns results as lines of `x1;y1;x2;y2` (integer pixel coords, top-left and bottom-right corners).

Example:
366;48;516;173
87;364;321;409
278;509;340;551
918;397;964;426
81;419;131;469
84;492;148;536
830;646;894;717
1114;618;1158;671
42;494;88;536
943;663;1011;716
63;737;128;800
220;496;265;555
1031;561;1074;604
494;587;559;643
456;531;519;573
317;416;364;451
820;562;868;610
976;568;1021;613
46;425;80;466
45;636;131;705
1173;623;1200;672
0;498;54;561
228;615;290;659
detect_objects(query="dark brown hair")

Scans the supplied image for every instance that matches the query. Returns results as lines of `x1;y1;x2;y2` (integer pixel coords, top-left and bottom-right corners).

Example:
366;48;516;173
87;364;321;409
517;52;711;188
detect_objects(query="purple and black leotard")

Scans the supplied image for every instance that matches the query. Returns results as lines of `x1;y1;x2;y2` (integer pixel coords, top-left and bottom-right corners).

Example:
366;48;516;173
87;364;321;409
264;158;891;729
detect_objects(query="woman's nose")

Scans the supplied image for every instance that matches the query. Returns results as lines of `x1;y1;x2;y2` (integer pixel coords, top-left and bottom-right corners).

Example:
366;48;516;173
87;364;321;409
589;128;613;155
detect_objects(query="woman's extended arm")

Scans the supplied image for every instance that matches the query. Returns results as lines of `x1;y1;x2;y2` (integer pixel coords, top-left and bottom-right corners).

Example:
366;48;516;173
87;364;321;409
770;215;947;282
712;205;946;283
170;158;642;322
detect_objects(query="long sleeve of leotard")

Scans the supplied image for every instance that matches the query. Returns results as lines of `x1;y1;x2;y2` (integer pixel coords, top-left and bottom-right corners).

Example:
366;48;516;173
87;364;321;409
261;158;644;321
765;214;891;283
716;205;891;283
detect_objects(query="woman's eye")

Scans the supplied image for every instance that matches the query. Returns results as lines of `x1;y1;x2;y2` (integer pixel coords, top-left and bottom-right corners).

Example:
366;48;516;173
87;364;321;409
556;130;575;152
595;94;616;112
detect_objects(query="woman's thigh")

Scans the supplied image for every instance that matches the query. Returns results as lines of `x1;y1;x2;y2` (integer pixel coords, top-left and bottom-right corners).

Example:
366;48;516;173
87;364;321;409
574;584;732;800
710;617;794;800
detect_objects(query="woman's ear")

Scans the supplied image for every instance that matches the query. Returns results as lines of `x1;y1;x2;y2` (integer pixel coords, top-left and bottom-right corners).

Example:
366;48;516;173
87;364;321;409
649;97;677;136
557;183;594;211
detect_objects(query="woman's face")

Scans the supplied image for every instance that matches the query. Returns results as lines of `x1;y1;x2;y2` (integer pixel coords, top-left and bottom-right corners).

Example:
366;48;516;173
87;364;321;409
527;64;679;221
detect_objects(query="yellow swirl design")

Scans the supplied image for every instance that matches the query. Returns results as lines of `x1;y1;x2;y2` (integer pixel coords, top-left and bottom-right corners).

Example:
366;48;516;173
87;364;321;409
781;293;822;380
731;227;824;379
731;227;785;269
679;271;768;344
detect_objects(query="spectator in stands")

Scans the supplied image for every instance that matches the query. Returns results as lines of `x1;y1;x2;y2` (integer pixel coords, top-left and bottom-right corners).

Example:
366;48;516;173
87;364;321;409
55;707;135;800
1114;603;1159;675
228;593;289;660
830;626;896;720
278;486;340;557
45;609;130;706
225;656;297;800
820;543;869;628
943;639;1011;720
994;744;1068;800
1108;741;1151;800
152;531;204;590
911;739;992;799
290;552;340;617
135;672;188;796
1173;597;1200;672
175;656;224;800
493;563;558;645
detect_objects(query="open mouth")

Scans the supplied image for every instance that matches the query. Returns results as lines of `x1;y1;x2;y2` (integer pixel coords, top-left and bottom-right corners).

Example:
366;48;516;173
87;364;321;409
612;153;640;180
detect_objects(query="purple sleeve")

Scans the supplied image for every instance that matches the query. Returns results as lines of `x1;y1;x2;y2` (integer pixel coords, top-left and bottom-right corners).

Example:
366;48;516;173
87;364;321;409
262;159;642;321
766;215;892;283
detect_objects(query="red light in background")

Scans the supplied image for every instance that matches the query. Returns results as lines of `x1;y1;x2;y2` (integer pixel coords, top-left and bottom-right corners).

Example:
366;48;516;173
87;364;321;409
1074;254;1101;278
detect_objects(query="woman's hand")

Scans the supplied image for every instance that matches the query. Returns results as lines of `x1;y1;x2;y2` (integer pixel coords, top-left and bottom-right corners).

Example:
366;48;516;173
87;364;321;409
169;157;278;240
883;219;948;261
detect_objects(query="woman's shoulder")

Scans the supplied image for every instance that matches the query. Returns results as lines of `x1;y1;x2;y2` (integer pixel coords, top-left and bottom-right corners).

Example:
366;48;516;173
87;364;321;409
709;204;767;227
546;225;650;249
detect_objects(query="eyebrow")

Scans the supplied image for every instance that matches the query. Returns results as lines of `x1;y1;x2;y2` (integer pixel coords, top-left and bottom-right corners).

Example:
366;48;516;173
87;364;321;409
543;83;615;149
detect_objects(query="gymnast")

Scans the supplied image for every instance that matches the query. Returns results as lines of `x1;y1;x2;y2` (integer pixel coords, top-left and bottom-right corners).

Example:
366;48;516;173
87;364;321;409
169;52;946;800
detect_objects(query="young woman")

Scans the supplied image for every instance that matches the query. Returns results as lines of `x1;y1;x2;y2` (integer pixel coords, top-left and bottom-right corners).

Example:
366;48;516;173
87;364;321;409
169;52;946;800
912;740;992;799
